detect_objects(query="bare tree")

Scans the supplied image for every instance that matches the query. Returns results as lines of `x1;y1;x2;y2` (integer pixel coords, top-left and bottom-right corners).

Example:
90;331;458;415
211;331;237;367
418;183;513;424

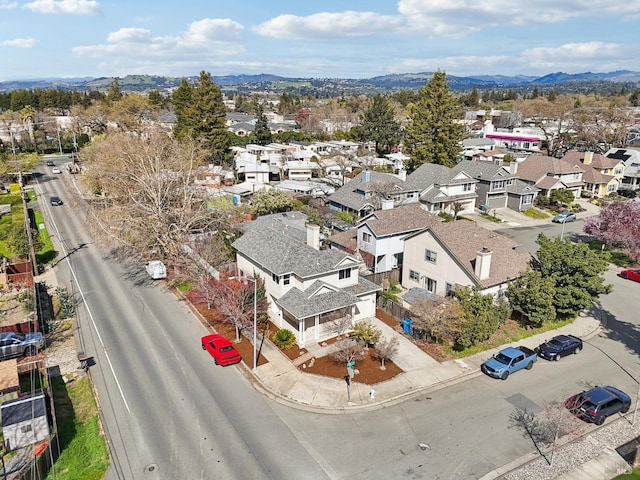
324;309;353;338
207;277;267;342
374;336;399;369
452;201;465;220
331;338;366;365
410;297;466;344
81;131;245;261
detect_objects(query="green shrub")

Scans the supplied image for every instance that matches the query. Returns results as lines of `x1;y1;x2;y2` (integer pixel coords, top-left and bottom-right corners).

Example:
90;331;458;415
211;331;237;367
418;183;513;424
272;328;297;349
351;320;382;346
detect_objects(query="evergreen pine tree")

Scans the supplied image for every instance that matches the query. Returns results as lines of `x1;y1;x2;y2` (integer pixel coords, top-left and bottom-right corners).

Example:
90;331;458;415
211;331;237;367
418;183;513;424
254;103;272;146
404;71;463;170
358;94;402;155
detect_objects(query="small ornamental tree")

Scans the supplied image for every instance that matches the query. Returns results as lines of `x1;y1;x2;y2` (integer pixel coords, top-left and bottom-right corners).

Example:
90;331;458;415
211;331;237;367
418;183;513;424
331;338;366;365
584;200;640;262
351;320;382;346
374;336;399;370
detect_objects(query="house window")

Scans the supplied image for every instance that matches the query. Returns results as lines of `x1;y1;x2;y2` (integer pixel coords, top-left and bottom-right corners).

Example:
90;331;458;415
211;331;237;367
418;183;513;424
283;274;290;286
424;249;437;263
463;183;473;192
362;232;372;244
409;270;419;282
339;268;351;280
606;184;616;193
21;425;33;434
492;180;505;191
424;277;437;293
272;273;280;283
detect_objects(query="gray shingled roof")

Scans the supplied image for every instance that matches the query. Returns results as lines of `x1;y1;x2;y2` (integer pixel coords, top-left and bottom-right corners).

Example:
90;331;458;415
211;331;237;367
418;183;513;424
506;178;540;195
327;170;412;212
275;277;380;319
234;212;362;277
405;163;453;191
453;159;516;181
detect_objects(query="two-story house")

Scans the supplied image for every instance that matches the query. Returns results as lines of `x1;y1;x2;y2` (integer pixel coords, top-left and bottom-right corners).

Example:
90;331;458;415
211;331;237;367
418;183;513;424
515;155;584;198
405;163;478;216
453;160;539;212
232;212;381;346
561;151;623;197
330;203;442;274
327;170;419;218
605;148;640;192
401;221;531;298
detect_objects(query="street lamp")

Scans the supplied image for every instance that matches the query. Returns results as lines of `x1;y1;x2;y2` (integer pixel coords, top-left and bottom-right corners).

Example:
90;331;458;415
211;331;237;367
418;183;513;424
230;275;257;372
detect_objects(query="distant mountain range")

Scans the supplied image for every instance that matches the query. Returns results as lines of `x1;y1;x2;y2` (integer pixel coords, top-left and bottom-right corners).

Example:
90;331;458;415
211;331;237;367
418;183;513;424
1;70;639;95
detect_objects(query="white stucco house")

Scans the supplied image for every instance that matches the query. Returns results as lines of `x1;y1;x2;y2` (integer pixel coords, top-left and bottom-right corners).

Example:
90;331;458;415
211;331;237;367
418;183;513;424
232;212;381;346
401;220;531;298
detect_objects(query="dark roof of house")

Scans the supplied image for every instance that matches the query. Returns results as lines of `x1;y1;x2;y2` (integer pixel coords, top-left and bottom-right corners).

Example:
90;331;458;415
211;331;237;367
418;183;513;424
405;163;455;191
327;171;410;212
452;159;516;181
405;221;532;288
1;393;46;427
233;214;362;277
275;277;380;319
506;178;540;195
358;203;442;237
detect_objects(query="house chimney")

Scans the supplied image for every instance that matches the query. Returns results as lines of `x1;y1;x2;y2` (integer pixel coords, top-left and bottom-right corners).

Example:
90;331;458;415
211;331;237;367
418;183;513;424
474;246;492;281
397;169;407;181
306;223;320;250
362;170;371;183
508;161;518;175
381;198;394;210
583;152;593;165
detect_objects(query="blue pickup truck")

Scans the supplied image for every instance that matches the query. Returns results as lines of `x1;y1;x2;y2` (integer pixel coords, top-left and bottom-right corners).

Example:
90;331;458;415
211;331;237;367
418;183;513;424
481;346;537;380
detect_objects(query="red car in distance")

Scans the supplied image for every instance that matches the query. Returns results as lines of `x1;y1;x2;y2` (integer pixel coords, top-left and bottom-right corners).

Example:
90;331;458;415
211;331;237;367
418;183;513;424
620;269;640;283
201;334;242;366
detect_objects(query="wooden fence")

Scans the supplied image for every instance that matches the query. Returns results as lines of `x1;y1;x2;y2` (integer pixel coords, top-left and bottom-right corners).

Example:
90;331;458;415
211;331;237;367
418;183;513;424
361;268;401;286
376;296;410;321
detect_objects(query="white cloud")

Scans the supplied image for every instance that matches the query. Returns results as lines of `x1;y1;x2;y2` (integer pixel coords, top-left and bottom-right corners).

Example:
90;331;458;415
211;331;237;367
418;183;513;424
182;18;243;46
2;37;38;48
398;0;640;36
23;0;100;15
0;1;18;9
72;18;245;73
254;11;404;40
521;42;635;71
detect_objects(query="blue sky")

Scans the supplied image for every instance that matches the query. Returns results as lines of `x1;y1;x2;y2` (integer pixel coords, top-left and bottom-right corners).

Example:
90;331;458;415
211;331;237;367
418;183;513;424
1;0;640;81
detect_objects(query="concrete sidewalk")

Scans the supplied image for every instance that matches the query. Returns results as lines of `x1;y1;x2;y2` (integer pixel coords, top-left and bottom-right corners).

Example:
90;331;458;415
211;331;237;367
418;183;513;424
249;313;602;413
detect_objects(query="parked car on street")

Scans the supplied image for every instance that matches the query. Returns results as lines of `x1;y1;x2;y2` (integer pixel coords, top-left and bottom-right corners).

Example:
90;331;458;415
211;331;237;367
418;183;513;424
536;334;583;361
618;189;637;198
201;334;241;366
50;196;63;206
0;332;45;360
46;160;55;166
565;386;631;425
51;167;61;174
620;269;640;283
552;211;577;223
481;346;537;380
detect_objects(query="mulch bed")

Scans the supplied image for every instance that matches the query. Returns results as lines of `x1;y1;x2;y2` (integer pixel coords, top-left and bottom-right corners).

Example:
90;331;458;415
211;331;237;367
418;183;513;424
192;301;404;384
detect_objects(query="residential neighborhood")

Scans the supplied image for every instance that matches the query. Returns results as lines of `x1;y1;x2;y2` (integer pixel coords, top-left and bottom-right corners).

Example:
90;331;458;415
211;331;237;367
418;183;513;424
1;67;640;480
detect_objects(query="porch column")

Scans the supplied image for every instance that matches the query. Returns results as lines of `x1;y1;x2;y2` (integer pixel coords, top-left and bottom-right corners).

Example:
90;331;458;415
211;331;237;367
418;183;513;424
314;315;320;341
298;318;305;346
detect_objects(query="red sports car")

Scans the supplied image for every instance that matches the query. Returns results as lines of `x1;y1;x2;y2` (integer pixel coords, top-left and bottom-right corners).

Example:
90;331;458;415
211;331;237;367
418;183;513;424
620;269;640;283
201;334;241;366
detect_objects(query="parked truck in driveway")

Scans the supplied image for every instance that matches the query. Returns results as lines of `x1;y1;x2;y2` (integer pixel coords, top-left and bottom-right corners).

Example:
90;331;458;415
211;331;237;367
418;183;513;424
481;346;537;380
